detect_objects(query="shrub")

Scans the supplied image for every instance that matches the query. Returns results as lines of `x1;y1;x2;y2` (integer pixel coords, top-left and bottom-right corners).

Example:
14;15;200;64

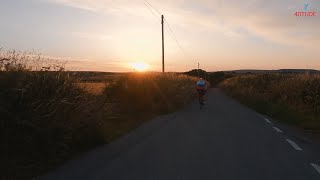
105;73;198;114
1;50;199;179
220;73;320;128
0;51;109;179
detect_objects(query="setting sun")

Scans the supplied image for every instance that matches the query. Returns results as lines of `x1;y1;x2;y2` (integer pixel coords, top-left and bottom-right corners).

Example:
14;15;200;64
130;62;150;72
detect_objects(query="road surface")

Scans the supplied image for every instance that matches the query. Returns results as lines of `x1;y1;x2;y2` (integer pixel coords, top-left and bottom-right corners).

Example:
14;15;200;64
41;89;320;180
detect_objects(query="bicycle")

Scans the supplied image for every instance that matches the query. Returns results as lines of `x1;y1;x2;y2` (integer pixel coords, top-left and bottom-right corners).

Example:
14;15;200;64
198;91;206;110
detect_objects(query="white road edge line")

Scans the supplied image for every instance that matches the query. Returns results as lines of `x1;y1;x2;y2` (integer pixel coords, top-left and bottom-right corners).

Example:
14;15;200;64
286;139;303;151
273;127;283;133
264;118;272;123
310;163;320;174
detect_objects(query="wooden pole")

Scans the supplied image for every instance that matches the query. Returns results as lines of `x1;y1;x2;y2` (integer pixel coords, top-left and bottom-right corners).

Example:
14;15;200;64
161;15;164;73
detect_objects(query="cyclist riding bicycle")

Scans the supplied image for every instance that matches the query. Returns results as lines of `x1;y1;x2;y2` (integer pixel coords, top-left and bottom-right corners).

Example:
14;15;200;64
196;78;207;105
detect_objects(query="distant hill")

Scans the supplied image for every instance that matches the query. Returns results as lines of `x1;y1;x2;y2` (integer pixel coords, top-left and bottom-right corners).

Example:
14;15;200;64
278;69;320;73
220;69;320;74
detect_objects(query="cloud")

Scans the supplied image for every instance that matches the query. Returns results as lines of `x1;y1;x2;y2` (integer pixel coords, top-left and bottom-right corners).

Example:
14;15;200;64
71;32;112;40
46;0;148;15
65;59;130;71
177;0;320;47
46;0;320;48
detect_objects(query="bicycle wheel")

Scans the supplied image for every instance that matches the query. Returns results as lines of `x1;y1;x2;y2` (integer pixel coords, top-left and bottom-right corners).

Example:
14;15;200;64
199;95;204;109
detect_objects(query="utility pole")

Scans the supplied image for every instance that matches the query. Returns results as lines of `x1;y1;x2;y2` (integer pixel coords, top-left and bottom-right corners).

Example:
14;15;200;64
161;15;164;73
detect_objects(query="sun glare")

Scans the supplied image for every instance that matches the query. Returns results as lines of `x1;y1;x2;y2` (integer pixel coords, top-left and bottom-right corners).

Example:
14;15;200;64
130;62;150;72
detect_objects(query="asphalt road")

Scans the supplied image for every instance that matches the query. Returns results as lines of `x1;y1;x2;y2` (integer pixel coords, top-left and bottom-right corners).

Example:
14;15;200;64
41;89;320;180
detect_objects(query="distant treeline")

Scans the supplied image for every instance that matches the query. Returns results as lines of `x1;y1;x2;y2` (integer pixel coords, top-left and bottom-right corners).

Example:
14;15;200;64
183;69;235;87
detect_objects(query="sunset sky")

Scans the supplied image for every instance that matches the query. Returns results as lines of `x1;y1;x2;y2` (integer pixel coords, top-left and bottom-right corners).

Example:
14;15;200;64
1;0;319;72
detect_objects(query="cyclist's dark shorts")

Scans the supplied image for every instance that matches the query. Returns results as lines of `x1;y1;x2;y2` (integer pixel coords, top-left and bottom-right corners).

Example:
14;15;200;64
197;89;206;96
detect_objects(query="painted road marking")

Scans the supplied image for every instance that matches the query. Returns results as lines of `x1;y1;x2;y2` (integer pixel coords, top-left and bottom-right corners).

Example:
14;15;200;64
273;127;283;133
264;118;272;123
286;139;303;151
310;163;320;174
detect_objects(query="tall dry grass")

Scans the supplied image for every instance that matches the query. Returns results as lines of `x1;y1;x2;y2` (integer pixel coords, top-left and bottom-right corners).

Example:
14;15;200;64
1;51;110;179
220;73;320;129
100;72;198;142
106;73;198;114
1;50;198;179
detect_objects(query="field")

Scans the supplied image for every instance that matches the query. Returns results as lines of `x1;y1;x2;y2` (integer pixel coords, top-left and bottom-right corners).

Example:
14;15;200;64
77;82;106;95
5;50;320;179
0;52;199;179
1;71;198;179
77;72;199;140
220;73;320;132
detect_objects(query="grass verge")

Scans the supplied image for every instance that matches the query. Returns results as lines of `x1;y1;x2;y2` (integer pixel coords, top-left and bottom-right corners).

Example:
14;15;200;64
220;74;320;132
1;51;198;179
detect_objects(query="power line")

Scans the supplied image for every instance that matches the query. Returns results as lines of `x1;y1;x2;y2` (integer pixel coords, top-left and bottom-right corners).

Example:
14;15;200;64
163;24;185;56
144;0;162;16
164;17;191;58
142;1;197;69
143;0;186;57
165;18;197;61
144;2;160;22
